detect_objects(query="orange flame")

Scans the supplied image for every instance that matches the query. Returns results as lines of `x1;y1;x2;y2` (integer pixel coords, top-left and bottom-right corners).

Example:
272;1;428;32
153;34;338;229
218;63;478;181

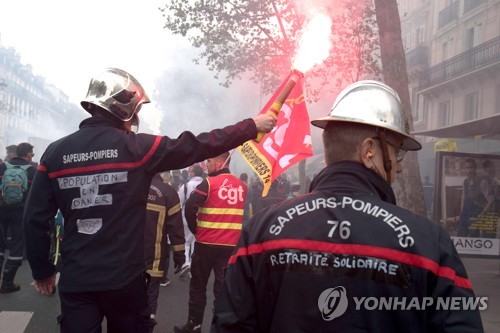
292;12;332;73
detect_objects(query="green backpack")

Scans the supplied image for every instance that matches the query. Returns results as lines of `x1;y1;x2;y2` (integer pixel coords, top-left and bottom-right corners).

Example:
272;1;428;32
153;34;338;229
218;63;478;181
1;162;31;205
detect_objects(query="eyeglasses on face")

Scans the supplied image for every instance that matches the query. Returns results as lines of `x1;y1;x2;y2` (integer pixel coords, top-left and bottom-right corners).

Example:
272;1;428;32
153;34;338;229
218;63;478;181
371;137;407;162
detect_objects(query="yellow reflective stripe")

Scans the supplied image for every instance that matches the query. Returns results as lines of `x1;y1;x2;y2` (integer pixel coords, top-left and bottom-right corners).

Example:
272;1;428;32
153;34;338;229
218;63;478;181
147;269;164;278
146;203;166;271
198;241;236;247
197;221;242;230
168;203;180;216
172;244;185;252
198;207;244;215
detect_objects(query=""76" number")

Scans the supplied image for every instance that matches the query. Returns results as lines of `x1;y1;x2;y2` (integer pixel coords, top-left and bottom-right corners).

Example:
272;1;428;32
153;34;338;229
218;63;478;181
327;220;351;239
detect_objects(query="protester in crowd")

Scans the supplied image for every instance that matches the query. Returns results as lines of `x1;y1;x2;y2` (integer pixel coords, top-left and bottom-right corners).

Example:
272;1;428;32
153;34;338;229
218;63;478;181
158;171;174;286
144;173;185;333
0;142;36;293
258;179;287;211
287;182;301;198
174;152;248;333
212;80;483;332
22;67;276;333
248;175;263;216
4;144;17;163
276;173;291;198
181;169;189;186
171;169;184;191
177;163;205;278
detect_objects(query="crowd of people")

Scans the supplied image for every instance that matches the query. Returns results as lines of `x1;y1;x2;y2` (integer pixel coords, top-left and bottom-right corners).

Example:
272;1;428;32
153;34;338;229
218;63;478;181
0;68;484;333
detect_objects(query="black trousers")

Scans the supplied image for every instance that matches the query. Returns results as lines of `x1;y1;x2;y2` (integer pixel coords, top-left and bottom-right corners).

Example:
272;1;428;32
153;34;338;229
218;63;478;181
0;207;24;283
187;242;234;325
0;207;25;260
147;277;161;316
58;274;149;333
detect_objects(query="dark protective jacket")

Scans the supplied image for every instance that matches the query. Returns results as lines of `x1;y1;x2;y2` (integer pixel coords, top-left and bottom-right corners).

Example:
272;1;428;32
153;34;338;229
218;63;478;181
144;173;184;278
23;116;257;292
212;161;484;333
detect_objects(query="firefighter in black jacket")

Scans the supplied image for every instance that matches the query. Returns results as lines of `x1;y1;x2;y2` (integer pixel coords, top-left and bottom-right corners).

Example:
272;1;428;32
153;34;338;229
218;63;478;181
212;80;484;333
0;142;36;293
22;67;276;333
144;173;185;332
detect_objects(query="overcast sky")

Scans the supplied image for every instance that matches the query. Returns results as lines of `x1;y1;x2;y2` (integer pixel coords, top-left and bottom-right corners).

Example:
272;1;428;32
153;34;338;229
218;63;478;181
0;0;327;174
0;0;198;136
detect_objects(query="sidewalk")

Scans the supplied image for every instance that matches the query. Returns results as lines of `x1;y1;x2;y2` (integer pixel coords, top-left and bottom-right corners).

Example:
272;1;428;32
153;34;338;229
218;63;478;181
463;257;500;333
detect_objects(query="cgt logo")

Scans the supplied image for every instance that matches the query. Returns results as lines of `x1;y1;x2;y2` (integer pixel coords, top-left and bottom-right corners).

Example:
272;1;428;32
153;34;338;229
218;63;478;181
318;286;348;321
217;179;245;204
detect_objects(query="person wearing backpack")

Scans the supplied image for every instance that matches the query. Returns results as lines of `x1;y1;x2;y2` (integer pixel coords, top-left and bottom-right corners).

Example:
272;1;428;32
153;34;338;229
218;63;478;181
0;142;36;293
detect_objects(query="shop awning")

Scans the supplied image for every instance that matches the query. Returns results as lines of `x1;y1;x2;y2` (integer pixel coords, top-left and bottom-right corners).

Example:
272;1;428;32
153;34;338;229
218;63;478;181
412;113;500;140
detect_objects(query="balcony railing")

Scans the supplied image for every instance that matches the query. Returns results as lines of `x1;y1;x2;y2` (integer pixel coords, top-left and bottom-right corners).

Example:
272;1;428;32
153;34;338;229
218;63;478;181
420;36;500;88
438;1;459;28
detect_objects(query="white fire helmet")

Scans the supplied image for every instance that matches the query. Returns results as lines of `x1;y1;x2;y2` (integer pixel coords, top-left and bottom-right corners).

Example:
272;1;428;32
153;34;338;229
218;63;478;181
81;67;150;122
311;80;421;151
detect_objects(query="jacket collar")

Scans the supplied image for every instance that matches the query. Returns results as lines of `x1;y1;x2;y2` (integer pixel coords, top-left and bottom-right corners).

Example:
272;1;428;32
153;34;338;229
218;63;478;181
79;116;123;129
309;161;397;204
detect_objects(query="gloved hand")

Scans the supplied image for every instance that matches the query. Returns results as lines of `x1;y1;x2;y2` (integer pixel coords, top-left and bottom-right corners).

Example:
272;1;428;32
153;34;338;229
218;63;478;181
173;250;186;274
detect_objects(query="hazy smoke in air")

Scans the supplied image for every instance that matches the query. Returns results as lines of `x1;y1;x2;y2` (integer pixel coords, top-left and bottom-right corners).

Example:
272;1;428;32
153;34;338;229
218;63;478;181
152;44;263;138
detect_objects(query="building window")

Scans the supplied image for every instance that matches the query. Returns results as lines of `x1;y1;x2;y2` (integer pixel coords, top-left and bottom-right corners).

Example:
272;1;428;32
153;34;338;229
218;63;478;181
496;85;500;114
465;25;482;50
439;1;459;28
464;92;479;121
464;0;486;14
415;26;425;46
438;101;451;127
443;39;454;61
411;87;423;122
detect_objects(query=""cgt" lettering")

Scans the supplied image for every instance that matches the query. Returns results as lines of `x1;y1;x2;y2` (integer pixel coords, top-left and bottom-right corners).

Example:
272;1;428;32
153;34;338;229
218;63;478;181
218;186;244;205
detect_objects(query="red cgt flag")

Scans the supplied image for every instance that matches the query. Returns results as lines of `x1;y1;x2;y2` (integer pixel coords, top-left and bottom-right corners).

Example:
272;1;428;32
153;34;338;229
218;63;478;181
238;73;313;196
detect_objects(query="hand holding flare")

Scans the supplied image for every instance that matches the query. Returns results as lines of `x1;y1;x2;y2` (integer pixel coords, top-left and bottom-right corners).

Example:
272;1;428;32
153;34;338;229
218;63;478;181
255;70;304;143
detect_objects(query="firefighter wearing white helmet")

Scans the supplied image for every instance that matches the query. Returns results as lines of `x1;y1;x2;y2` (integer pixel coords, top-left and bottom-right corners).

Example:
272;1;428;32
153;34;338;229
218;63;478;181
311;80;421;184
23;67;277;333
212;80;483;333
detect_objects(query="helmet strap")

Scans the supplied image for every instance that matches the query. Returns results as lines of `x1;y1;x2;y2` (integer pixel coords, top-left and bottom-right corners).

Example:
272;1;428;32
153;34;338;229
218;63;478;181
378;130;393;183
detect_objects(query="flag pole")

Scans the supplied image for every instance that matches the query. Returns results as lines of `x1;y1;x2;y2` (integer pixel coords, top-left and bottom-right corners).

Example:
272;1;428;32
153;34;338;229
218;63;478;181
254;69;304;143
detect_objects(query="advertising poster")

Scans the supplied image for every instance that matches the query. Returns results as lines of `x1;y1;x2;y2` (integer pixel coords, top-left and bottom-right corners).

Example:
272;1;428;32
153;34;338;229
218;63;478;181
434;152;500;258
